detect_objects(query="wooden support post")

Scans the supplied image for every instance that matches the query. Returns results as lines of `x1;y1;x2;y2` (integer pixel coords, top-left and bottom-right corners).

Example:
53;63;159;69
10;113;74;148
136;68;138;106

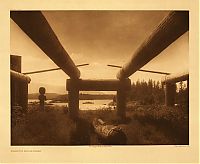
11;79;19;106
165;83;176;106
186;79;189;111
19;82;28;111
117;89;126;119
10;55;21;72
116;80;129;120
10;55;31;111
10;55;21;107
66;78;131;120
67;80;79;119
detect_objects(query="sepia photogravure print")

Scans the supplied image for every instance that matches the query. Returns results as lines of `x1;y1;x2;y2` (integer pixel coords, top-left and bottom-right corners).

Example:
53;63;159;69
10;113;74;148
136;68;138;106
10;10;189;146
0;0;199;163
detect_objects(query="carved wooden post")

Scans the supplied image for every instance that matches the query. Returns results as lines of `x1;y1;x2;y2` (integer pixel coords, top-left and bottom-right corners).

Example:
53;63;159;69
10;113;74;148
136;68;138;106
165;83;176;106
67;79;79;119
38;87;46;111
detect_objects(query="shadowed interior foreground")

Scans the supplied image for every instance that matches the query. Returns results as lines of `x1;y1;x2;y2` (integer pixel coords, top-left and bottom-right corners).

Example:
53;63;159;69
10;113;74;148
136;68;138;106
11;104;188;145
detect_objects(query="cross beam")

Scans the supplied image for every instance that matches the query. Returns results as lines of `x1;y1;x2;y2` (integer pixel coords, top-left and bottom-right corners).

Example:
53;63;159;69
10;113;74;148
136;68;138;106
66;79;131;120
162;71;189;84
23;64;89;75
107;64;170;75
66;79;131;91
162;71;189;106
11;11;80;79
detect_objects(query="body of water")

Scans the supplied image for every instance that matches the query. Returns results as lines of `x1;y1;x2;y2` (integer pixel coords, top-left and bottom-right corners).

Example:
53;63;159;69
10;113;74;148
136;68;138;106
28;99;114;110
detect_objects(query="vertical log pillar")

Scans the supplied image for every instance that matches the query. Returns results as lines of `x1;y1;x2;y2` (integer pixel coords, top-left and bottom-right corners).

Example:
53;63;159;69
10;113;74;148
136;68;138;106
10;55;30;111
116;80;127;120
67;79;79;119
20;82;28;111
10;55;21;107
186;79;189;111
165;83;176;106
10;55;21;72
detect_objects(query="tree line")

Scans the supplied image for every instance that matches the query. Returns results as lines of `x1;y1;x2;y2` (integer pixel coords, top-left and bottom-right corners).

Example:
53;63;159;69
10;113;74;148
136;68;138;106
126;79;188;106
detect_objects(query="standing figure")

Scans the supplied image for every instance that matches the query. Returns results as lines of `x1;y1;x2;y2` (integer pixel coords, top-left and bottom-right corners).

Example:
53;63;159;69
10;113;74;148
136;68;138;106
38;87;46;110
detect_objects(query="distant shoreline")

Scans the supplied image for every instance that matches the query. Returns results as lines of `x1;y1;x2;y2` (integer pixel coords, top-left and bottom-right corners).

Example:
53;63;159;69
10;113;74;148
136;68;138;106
28;93;115;101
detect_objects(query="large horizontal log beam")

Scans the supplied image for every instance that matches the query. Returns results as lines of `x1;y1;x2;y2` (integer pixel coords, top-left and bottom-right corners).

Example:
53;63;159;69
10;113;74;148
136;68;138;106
117;11;189;79
162;71;189;84
11;11;80;79
66;79;131;91
11;70;31;83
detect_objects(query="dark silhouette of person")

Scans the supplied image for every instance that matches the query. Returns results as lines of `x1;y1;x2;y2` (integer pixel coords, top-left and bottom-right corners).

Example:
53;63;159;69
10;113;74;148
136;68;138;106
38;87;46;110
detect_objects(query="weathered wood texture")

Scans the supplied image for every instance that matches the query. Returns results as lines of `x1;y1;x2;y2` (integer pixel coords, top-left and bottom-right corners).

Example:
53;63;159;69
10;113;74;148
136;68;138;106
68;82;79;119
10;55;21;72
92;118;127;144
117;88;126;119
11;11;80;79
11;55;30;110
186;79;189;109
163;71;189;84
163;71;189;107
19;82;29;110
11;70;31;83
66;79;131;91
117;11;189;79
66;79;131;119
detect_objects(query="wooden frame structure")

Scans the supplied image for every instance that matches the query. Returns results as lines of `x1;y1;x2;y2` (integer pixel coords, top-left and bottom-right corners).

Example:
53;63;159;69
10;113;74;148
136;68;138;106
11;11;80;79
117;11;189;79
162;71;189;106
11;10;189;119
66;79;131;119
11;55;31;111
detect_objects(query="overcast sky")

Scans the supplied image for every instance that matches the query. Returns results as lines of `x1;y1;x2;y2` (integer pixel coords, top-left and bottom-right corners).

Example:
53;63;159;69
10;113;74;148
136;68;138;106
10;11;189;94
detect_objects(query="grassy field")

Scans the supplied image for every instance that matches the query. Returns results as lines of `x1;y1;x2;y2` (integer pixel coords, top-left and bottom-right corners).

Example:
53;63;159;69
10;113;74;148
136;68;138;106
11;103;189;145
